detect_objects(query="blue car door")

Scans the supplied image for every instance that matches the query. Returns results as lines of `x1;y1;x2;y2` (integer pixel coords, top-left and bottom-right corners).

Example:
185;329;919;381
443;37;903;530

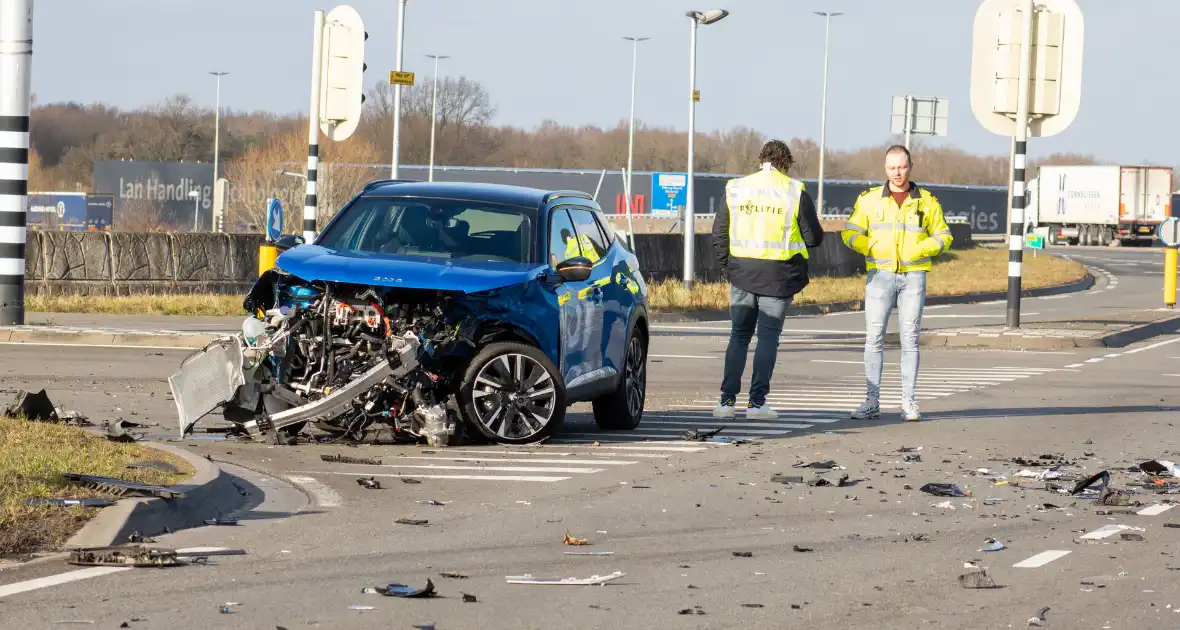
589;208;637;376
547;208;600;391
565;208;611;389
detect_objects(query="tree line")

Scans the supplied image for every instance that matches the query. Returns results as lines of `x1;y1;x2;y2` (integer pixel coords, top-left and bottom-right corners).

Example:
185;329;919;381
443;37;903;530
27;76;1113;228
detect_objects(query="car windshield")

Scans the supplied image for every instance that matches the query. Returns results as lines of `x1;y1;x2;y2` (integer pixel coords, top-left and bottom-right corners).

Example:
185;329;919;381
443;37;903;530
317;196;535;263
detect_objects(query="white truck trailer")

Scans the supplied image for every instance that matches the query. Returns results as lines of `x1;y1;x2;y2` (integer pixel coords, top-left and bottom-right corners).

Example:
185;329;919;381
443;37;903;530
1026;165;1173;246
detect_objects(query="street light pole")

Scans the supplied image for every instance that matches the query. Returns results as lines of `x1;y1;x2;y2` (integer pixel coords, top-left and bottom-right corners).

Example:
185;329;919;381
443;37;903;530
683;9;728;290
391;0;408;178
623;36;649;222
426;53;449;182
813;11;842;217
209;71;228;232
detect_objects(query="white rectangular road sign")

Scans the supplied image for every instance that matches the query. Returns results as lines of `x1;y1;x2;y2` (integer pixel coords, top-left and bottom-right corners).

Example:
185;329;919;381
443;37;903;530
891;95;949;136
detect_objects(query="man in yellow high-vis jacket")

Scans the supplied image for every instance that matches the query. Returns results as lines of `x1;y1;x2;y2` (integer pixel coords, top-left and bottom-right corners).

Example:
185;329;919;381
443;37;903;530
841;145;952;422
711;140;824;420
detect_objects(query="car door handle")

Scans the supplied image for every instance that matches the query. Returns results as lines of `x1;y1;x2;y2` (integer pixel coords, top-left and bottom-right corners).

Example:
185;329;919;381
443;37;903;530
591;286;604;302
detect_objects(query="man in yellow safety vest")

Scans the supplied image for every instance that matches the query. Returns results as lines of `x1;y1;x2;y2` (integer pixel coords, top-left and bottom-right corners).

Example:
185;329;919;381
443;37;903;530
711;140;824;420
841;145;953;422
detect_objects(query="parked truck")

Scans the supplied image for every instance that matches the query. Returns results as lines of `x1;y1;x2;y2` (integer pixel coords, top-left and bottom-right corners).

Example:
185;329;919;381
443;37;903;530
1026;165;1173;246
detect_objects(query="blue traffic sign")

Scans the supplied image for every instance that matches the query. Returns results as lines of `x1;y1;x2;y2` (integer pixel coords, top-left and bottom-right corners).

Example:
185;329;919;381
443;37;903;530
265;198;284;241
650;172;688;216
1159;216;1180;248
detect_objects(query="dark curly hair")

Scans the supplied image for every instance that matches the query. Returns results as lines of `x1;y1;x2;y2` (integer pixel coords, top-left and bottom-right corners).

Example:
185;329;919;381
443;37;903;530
758;139;794;174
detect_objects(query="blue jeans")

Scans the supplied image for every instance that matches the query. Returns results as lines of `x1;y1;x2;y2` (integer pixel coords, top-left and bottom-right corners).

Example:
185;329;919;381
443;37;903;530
864;270;926;402
721;286;791;407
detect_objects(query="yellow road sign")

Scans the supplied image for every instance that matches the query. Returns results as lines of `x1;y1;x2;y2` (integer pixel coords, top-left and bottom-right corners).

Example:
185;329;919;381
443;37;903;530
389;71;416;86
691;89;700;102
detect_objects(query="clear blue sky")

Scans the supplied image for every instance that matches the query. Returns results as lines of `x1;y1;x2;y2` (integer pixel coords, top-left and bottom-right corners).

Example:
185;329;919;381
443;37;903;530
28;0;1179;164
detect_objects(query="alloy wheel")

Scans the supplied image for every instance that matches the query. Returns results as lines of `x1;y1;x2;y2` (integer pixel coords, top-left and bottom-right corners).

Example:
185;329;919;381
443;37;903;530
472;353;557;439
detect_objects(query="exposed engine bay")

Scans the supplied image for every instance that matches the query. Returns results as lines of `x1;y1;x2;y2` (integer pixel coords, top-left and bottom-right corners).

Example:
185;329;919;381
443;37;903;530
169;269;487;446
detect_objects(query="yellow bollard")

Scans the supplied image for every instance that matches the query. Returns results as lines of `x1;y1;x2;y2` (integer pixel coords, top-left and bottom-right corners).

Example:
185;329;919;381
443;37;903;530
259;244;278;276
1166;247;1178;308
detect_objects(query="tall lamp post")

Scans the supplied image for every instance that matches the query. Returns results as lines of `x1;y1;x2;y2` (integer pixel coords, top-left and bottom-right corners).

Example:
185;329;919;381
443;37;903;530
813;11;842;216
426;53;449;182
391;0;408;177
209;71;229;232
684;8;728;290
623;36;649;220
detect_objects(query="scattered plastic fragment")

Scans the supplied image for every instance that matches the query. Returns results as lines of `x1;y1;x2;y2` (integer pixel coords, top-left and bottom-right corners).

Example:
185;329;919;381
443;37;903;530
733;551;753;558
1140;460;1178;477
792;545;813;553
980;538;1005;552
564;532;589;546
1078;524;1144;540
203;517;238;526
420;500;446;506
462;593;478;603
1027;607;1050;626
1164;523;1180;529
61;473;183;499
1098;489;1134;506
958;568;997;589
439;572;468;579
356;477;381;489
348;605;375;611
4;389;58;421
321;453;383;466
25;498;116;508
904;454;922;463
67;544;179;567
678;606;706;615
401;478;422;484
505;571;624;585
741;604;764;608
1120;532;1146;542
684;427;724;441
771;474;804;484
793;460;839;469
1071;470;1110;496
377;578;436;598
395;518;428;526
920;483;970;497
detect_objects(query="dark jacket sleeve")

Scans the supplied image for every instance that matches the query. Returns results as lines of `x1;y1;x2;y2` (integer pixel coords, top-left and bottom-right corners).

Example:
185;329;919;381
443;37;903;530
712;199;729;269
797;190;824;248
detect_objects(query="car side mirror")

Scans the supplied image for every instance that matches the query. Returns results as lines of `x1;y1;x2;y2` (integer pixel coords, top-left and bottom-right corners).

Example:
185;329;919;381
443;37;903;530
555;257;593;283
274;234;305;252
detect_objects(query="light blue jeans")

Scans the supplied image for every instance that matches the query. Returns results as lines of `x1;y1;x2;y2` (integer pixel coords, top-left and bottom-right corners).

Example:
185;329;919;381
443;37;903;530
863;270;927;402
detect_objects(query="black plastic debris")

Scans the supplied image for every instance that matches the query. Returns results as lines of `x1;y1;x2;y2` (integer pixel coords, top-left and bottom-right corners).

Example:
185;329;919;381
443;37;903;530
356;477;381;489
104;419;143;443
808;474;853;487
1098;488;1134;506
958;568;997;589
61;473;183;499
127;531;156;544
396;518;428;526
1164;523;1180;529
1120;532;1146;542
420;500;446;506
1028;607;1050;627
684;427;724;441
377;578;436;598
678;606;706;615
4;389;58;421
1071;470;1110;496
439;572;468;579
126;460;179;474
322;453;382;466
904;454;922;463
741;604;764;608
732;551;753;558
401;478;422;484
67;544;180;567
25;497;116;508
897;446;919;453
771;474;804;484
792;545;813;553
1140;460;1175;476
793;460;838;469
462;593;478;603
920;483;969;498
203;517;238;526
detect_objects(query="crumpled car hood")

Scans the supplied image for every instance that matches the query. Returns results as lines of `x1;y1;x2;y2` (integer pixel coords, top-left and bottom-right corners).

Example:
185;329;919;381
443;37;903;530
276;245;548;293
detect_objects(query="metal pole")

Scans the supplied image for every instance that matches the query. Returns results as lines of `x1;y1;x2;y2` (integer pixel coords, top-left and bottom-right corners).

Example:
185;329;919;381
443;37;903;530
816;13;832;216
903;94;912;151
1165;246;1177;308
622;166;635;251
624;37;647;227
0;0;32;325
684;18;698;290
391;0;407;178
1007;0;1034;329
427;54;447;182
304;10;325;243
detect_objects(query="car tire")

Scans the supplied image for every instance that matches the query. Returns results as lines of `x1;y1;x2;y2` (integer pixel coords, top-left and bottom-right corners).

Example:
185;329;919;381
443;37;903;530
459;341;566;444
592;326;647;431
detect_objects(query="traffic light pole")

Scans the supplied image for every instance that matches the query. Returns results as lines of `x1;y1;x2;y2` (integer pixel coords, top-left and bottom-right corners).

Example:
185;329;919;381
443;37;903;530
1006;0;1034;329
303;10;324;244
0;0;32;326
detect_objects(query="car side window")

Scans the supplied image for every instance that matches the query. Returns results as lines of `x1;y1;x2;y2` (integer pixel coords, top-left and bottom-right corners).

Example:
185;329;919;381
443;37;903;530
548;208;579;268
591;210;616;246
568;208;608;262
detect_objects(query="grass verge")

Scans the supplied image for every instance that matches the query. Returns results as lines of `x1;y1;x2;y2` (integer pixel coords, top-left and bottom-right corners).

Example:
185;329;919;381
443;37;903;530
24;246;1086;317
0;417;194;558
647;246;1086;313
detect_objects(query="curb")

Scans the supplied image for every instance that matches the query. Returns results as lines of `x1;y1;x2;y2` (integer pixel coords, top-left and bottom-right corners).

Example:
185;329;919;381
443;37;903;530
0;327;222;350
910;312;1180;350
64;442;245;549
650;271;1096;323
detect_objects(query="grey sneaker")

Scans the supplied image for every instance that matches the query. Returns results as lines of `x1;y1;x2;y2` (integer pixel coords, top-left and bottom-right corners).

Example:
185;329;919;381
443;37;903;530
850;399;881;420
902;399;921;422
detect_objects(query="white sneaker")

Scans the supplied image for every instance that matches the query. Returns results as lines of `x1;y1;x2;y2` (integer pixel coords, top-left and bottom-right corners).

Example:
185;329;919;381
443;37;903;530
902;399;921;422
713;400;736;419
850;399;881;420
745;404;778;420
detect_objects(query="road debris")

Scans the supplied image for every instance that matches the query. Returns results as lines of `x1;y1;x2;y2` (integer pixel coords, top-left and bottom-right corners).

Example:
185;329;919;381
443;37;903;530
395;518;428;526
462;593;478;603
104;419;143;443
356;477;381;489
401;478;422;484
741;603;764;608
770;474;804;484
376;578;437;598
322;453;382;465
4;389;57;421
684;427;724;441
1071;470;1110;495
904;454;922;462
419;500;446;506
565;551;614;556
733;551;753;558
958;567;997;589
564;532;589;545
920;483;970;497
67;545;180;568
203;517;238;526
439;572;468;579
506;571;625;585
25;497;116;508
979;538;1005;552
1120;532;1146;542
793;460;839;469
60;473;183;499
1027;606;1050;626
792;545;813;553
1139;460;1178;477
678;606;706;615
1078;524;1144;541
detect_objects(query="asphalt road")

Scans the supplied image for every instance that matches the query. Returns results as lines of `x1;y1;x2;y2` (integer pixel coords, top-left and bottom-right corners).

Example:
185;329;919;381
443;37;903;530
3;246;1180;629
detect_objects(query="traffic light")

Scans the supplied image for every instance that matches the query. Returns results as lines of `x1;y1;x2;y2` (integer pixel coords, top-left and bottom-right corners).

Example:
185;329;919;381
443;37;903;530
319;5;366;141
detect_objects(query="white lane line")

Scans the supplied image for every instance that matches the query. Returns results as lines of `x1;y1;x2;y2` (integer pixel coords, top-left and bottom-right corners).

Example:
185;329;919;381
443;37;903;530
1163;373;1180;377
647;413;845;423
1013;550;1071;568
1123;336;1180;355
925;313;1040;318
296;471;572;483
1084;358;1105;363
0;567;129;599
811;360;864;365
443;449;672;459
549;444;709;453
1079;524;1140;540
346;463;608;474
643;420;817;429
1138;504;1175;516
285;475;343;507
384;456;638;466
559;432;779;440
1065;363;1084;368
594;425;794;435
651;354;716;359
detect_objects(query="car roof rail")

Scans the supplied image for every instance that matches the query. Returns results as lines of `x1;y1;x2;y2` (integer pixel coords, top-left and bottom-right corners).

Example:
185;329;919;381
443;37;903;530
543;190;594;204
363;178;419;191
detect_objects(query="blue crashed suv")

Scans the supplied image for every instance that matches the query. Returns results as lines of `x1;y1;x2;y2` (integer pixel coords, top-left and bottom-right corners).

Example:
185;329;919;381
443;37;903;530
173;181;649;446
